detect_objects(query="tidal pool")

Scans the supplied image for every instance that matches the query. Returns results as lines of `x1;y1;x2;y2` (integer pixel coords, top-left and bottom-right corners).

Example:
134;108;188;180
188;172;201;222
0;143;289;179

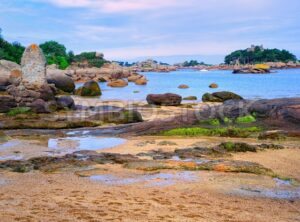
48;136;126;152
230;178;300;200
90;172;199;187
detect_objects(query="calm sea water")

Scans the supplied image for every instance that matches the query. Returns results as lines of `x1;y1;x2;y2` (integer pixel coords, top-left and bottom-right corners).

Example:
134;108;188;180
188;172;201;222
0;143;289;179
77;69;300;101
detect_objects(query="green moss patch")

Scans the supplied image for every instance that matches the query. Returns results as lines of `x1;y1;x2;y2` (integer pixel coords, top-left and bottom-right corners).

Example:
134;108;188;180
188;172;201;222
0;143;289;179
235;115;256;124
7;107;32;117
161;127;262;138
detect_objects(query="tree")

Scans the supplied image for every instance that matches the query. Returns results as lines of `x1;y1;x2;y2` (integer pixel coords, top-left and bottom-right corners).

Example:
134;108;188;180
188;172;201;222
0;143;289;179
73;51;107;68
0;28;25;64
39;41;69;69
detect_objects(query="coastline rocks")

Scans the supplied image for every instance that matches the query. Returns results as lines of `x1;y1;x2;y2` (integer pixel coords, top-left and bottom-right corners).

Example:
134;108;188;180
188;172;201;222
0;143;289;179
183;96;198;101
47;71;75;93
128;74;143;82
107;79;128;88
0;60;21;91
202;91;243;103
209;83;218;88
178;84;189;89
146;93;182;106
233;64;270;74
89;109;143;124
56;96;75;110
75;80;101;97
0;96;17;112
135;78;147;85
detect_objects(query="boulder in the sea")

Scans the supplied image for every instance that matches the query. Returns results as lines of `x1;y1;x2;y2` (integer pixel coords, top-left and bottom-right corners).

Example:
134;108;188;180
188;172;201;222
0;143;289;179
107;79;128;88
47;72;75;93
75;80;101;97
183;96;198;101
178;84;189;89
202;91;243;103
135;78;147;85
128;74;142;82
178;84;190;89
209;83;218;88
56;96;75;110
146;93;182;106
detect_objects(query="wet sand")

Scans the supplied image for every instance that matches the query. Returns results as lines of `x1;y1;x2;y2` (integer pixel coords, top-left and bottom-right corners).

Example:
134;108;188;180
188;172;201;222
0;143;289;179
0;168;300;222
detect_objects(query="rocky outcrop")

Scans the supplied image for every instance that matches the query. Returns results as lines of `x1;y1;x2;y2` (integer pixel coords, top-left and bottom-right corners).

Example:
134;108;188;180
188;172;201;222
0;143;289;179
75;80;101;97
233;64;271;74
146;93;182;106
107;79;128;88
202;91;243;103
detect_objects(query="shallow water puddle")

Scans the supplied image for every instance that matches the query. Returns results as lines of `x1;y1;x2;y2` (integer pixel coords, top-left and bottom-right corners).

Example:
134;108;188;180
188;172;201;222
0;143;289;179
48;136;126;152
0;141;21;150
230;178;300;200
90;172;199;187
171;156;210;164
0;154;23;161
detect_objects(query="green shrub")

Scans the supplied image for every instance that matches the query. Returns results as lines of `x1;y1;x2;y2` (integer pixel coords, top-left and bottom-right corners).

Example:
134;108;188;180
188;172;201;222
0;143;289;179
7;107;32;116
235;115;256;124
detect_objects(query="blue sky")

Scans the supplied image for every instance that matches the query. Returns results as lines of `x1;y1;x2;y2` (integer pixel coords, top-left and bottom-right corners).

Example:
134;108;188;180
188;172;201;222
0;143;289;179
0;0;299;64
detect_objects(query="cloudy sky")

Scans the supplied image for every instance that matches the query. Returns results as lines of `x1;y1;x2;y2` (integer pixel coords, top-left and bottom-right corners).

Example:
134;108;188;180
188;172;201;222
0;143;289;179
0;0;299;64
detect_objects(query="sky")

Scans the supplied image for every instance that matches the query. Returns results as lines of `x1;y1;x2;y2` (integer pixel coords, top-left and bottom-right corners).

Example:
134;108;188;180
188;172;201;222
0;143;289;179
0;0;299;64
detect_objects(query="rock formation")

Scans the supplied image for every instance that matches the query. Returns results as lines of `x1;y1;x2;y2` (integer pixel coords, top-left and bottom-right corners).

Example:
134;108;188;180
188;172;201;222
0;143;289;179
3;44;73;113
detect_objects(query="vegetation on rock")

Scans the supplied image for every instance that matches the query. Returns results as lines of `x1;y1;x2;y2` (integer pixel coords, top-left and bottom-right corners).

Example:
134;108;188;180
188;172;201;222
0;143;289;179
235;115;256;124
7;107;32;116
225;46;297;64
161;127;262;137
